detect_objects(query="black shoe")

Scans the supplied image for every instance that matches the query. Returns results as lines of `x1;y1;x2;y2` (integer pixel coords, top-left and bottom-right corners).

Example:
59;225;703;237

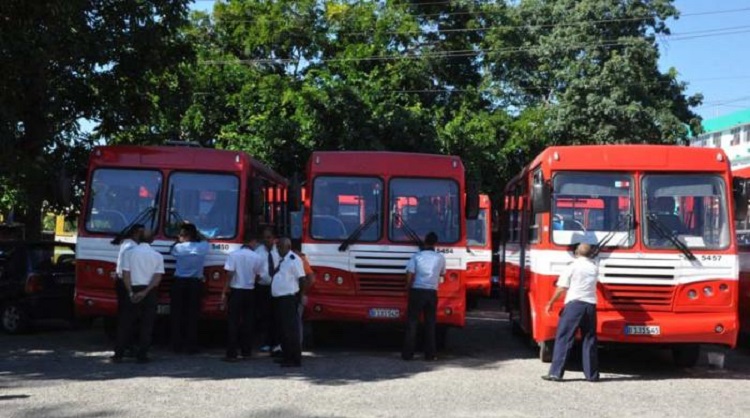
222;356;240;363
136;357;151;364
424;356;438;362
280;361;301;368
241;352;253;359
587;376;600;382
109;355;124;364
401;354;414;361
273;358;286;364
270;350;284;358
541;374;563;382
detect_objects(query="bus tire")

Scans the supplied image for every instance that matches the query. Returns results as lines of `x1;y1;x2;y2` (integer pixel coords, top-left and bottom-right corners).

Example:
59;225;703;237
539;340;554;363
436;325;448;350
672;344;700;368
103;317;118;341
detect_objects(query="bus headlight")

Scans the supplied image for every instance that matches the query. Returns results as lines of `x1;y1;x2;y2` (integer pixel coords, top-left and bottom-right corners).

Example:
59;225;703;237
212;271;221;281
324;273;331;282
96;267;104;276
687;290;698;300
336;276;344;285
719;283;729;292
703;286;714;297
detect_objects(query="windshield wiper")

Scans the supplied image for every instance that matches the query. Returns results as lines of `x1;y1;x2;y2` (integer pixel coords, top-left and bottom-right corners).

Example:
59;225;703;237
338;213;379;252
646;213;696;261
590;210;634;258
112;206;157;244
394;213;425;250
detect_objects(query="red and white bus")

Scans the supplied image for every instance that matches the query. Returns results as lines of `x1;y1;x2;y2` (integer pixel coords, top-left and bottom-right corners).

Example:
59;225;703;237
731;166;750;337
74;145;288;325
501;145;745;366
465;194;493;299
298;151;478;336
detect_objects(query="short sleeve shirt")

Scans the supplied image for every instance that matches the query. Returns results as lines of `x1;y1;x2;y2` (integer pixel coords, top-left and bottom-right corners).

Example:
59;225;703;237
271;252;306;297
116;239;137;279
122;243;165;286
224;248;263;290
171;241;210;278
406;250;446;291
255;245;281;286
557;257;599;305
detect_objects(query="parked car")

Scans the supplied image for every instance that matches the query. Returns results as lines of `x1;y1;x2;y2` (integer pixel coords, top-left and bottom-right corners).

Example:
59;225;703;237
0;241;76;334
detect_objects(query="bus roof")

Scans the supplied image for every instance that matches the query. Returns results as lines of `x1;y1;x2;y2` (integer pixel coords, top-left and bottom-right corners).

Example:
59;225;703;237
90;145;287;184
530;145;729;173
308;151;465;177
506;145;730;191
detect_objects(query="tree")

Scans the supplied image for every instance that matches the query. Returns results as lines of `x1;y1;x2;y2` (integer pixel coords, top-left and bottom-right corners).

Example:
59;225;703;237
0;0;192;237
484;0;702;149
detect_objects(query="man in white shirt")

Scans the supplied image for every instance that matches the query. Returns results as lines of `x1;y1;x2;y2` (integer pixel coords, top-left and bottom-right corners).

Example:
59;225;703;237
402;232;446;362
254;227;281;353
221;238;264;362
542;243;609;382
112;224;144;355
271;237;307;367
112;230;165;364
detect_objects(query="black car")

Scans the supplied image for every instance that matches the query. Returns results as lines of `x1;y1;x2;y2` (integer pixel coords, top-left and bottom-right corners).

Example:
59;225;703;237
0;241;76;334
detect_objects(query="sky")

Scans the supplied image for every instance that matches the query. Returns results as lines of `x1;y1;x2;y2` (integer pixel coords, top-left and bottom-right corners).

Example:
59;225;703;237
188;0;749;122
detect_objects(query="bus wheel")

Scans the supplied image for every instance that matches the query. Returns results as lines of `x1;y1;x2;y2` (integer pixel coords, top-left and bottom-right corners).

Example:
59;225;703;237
436;325;449;350
672;344;700;368
2;302;31;334
103;317;118;341
539;340;554;363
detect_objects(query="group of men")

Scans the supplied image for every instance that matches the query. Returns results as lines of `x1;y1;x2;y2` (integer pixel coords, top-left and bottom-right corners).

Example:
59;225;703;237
111;224;312;367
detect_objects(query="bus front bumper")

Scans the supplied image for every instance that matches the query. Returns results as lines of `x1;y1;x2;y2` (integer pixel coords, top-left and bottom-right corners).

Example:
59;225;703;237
304;293;465;327
536;310;738;348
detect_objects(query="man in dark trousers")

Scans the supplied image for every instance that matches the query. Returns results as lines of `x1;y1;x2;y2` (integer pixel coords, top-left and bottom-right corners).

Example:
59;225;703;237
542;243;610;382
254;227;281;354
271;237;307;367
221;234;264;362
402;231;445;362
112;229;164;364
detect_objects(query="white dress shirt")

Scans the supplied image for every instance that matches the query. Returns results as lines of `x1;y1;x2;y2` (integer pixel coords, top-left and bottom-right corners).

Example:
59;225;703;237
255;244;281;286
122;243;165;286
115;239;137;279
271;252;306;297
406;249;446;291
557;257;599;305
224;247;264;290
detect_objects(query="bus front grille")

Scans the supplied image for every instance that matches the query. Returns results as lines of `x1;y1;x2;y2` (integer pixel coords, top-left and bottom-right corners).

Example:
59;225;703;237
600;259;677;282
605;284;674;311
357;274;408;295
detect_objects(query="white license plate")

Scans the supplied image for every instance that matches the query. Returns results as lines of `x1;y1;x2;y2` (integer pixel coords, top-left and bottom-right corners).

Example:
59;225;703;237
625;325;660;336
157;305;171;315
368;308;400;319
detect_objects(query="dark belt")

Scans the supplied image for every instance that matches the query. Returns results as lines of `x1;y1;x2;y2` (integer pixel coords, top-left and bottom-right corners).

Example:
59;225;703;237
131;285;149;291
175;276;202;280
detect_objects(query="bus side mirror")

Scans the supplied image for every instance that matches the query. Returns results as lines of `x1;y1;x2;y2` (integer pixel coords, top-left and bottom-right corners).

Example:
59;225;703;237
733;177;749;221
466;181;480;220
251;178;264;217
289;174;302;212
532;182;551;213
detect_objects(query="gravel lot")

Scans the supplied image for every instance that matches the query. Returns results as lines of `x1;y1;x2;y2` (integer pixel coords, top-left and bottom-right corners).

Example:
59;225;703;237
2;302;750;418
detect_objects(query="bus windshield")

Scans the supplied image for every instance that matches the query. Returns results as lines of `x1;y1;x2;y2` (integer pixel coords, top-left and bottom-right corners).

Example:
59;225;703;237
389;178;460;243
552;172;633;247
166;172;240;239
643;174;729;249
85;169;162;234
310;176;383;241
467;208;488;247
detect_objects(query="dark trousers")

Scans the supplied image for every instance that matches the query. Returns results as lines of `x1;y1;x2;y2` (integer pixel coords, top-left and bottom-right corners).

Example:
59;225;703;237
170;279;202;352
402;288;438;360
226;288;255;358
115;279;128;316
274;295;301;364
256;284;278;347
549;300;599;380
115;286;157;359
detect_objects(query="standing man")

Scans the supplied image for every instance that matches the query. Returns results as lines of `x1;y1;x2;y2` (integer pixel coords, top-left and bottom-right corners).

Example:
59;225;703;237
112;229;164;364
542;243;608;382
402;232;445;362
221;234;264;362
254;227;281;354
112;224;144;355
271;237;307;368
170;223;209;354
292;241;315;346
